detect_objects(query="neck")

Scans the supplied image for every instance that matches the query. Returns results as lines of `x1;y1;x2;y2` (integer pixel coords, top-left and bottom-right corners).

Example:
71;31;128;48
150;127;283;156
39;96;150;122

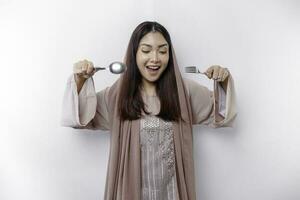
141;79;157;96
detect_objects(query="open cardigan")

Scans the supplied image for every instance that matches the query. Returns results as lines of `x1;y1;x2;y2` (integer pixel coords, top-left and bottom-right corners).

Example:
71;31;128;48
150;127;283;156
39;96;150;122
61;42;237;199
61;71;236;200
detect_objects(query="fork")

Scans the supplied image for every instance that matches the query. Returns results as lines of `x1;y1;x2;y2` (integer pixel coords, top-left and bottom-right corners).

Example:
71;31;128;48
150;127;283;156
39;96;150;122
184;66;207;75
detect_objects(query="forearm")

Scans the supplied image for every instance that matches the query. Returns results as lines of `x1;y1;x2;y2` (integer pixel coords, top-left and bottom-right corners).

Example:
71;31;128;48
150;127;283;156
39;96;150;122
74;74;87;94
214;84;225;122
220;77;228;93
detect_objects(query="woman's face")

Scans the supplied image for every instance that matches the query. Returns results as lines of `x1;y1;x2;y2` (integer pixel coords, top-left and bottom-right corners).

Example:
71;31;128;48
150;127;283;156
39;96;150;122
136;32;169;84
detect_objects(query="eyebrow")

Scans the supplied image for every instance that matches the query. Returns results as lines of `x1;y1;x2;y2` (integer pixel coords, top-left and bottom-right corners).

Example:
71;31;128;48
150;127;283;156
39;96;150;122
140;43;168;48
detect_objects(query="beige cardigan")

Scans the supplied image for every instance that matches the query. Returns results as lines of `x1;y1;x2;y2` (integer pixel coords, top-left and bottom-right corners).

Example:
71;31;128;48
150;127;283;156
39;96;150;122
61;73;237;200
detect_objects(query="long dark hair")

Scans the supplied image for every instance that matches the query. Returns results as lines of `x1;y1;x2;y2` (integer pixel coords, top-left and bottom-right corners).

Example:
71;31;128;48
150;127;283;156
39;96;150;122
118;21;181;122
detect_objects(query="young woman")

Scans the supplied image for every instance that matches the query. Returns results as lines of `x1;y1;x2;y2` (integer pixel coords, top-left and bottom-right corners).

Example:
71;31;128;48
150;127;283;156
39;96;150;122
61;21;237;200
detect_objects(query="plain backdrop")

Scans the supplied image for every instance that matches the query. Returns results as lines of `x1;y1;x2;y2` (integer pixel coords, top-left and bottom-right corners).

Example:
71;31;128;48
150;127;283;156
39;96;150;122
1;0;299;199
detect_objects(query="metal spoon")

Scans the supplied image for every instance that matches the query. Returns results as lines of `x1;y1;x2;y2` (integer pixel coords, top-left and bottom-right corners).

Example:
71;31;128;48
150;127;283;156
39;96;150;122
94;61;127;74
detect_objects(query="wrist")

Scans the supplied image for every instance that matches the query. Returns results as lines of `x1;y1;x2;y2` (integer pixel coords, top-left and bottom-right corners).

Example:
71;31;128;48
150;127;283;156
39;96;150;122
74;74;87;83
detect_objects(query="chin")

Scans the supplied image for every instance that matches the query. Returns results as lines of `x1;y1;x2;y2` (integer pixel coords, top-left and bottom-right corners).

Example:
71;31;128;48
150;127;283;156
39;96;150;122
144;76;160;83
146;78;158;83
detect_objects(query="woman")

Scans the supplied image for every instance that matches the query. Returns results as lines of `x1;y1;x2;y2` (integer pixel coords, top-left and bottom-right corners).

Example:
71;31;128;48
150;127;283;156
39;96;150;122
61;21;237;200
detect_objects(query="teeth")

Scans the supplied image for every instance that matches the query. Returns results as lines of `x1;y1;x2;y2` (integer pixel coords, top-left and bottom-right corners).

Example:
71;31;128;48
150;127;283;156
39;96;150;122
146;66;160;70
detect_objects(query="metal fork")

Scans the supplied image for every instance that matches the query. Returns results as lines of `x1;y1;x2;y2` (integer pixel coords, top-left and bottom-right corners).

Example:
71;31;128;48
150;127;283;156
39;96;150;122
184;66;207;75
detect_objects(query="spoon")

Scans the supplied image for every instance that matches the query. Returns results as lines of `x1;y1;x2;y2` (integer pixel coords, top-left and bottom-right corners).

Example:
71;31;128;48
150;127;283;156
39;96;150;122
94;61;127;74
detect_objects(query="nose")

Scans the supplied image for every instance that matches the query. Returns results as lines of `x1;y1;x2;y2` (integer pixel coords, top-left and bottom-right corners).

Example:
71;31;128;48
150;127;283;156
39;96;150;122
150;51;159;63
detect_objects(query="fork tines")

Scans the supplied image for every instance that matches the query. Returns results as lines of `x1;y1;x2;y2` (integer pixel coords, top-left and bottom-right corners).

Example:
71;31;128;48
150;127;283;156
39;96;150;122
184;66;198;73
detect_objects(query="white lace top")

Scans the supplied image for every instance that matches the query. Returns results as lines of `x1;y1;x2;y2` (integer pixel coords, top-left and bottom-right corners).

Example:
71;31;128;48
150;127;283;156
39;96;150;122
139;89;180;200
140;115;179;200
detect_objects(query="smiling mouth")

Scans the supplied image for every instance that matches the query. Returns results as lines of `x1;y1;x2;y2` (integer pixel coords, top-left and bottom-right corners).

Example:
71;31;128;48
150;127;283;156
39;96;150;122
146;66;160;71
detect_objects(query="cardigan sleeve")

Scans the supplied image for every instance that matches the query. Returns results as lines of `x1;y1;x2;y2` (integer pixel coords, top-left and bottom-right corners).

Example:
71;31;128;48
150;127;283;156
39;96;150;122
184;75;237;128
60;74;110;131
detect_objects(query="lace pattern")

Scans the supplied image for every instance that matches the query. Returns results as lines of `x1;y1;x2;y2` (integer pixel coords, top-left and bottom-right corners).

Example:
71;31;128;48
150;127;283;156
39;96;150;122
140;115;175;177
159;120;175;177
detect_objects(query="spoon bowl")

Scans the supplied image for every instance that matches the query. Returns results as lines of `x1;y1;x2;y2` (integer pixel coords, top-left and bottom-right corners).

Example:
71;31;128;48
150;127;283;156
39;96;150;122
109;61;127;74
94;61;127;74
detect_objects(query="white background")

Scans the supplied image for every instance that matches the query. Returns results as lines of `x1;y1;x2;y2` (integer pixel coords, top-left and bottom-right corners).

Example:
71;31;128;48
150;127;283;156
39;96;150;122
1;0;299;199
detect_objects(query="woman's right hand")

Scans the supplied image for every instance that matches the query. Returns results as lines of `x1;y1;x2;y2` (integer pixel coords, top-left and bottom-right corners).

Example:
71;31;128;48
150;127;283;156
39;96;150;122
73;59;96;81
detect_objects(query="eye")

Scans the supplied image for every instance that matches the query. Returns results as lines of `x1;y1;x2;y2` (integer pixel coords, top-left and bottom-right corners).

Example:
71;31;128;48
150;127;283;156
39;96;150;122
159;51;167;54
141;50;150;53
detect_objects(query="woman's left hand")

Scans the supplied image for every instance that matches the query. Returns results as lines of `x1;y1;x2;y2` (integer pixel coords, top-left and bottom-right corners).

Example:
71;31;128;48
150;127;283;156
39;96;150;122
205;65;230;82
